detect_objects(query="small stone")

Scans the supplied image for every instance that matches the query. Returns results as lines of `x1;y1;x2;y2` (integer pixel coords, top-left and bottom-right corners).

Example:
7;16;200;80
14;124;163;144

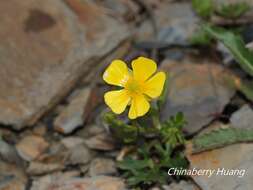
67;144;92;165
77;124;105;138
230;105;253;129
54;88;91;134
27;161;63;175
16;135;49;161
84;133;116;151
31;175;126;190
0;138;23;165
61;137;85;149
89;158;117;176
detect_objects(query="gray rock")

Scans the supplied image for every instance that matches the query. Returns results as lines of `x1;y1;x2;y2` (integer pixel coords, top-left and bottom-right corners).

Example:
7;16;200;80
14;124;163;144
187;143;253;190
230;105;253;129
217;42;234;65
67;144;92;165
161;59;235;134
136;2;199;46
89;158;117;176
0;138;23;165
0;0;129;129
54;88;91;134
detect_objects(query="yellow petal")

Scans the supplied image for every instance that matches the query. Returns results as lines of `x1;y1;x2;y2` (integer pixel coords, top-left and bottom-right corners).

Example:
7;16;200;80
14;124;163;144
131;57;157;82
104;90;130;114
104;89;131;114
143;72;166;98
103;60;130;87
128;94;150;119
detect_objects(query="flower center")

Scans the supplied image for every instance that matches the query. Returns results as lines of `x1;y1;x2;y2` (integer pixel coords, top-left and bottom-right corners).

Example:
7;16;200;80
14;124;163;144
125;78;142;94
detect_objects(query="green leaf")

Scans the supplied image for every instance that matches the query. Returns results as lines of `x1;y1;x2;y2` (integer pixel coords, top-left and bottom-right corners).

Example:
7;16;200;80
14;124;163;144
118;157;151;172
216;2;250;19
192;0;213;18
192;127;253;153
204;24;253;77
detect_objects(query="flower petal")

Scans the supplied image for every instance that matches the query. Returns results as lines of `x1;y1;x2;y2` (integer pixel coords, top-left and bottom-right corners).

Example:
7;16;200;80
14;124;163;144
103;60;130;87
104;90;130;114
132;57;157;82
128;94;150;119
143;72;166;98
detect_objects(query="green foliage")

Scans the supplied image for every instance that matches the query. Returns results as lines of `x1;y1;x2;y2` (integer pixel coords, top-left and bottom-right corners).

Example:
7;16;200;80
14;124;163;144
118;142;188;186
203;24;253;77
216;2;250;19
189;28;213;46
116;113;187;187
104;101;188;187
192;0;213;18
192;127;253;153
161;112;186;147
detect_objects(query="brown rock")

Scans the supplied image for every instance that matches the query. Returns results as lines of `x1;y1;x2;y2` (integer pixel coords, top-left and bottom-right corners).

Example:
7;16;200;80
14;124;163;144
0;0;129;129
161;59;235;134
31;175;126;190
187;143;253;190
16;135;49;161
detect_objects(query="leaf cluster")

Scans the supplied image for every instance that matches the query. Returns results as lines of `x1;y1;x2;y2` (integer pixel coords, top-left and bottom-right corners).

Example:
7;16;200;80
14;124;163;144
191;0;250;19
104;112;188;187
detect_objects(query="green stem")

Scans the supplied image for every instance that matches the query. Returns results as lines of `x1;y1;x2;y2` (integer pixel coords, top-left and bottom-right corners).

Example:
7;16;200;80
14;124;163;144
152;115;162;130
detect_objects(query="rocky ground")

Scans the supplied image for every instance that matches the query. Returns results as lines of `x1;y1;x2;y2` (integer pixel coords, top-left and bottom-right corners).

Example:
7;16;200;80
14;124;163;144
1;0;253;190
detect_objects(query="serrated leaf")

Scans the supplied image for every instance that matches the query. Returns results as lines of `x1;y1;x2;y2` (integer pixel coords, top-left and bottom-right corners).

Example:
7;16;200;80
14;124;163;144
203;24;253;77
192;127;253;153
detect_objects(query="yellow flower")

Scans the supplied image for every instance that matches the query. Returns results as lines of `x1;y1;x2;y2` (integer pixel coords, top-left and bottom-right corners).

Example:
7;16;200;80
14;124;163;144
103;56;166;119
